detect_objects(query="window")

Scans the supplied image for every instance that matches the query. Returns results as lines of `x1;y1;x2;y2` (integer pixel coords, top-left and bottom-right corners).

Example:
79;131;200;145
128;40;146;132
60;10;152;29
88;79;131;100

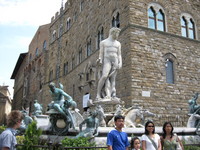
97;27;104;49
180;14;196;39
78;48;82;63
72;57;75;69
188;19;195;39
148;6;165;31
29;54;32;62
49;70;53;81
80;1;83;12
56;66;60;79
35;48;39;57
87;39;92;57
43;40;47;50
52;30;56;41
157;10;165;31
64;62;68;75
181;17;187;37
166;59;174;84
148;7;156;29
59;24;63;37
67;18;71;30
112;12;120;28
74;12;78;21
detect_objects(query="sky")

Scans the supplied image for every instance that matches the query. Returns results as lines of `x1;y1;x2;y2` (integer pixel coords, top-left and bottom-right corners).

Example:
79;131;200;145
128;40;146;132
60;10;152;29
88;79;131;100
0;0;67;98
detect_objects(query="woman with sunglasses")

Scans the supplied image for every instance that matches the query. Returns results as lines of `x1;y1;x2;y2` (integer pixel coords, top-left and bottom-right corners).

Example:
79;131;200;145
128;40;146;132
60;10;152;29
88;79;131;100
160;122;184;150
141;120;161;150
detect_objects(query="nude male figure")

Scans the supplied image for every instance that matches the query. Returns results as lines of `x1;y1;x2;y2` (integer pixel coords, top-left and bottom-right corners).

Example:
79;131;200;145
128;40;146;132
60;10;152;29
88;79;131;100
96;27;122;99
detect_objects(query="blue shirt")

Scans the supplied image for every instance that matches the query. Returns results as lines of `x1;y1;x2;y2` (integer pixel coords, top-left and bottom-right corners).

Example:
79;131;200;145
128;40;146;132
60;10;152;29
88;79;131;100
0;128;17;150
107;129;130;150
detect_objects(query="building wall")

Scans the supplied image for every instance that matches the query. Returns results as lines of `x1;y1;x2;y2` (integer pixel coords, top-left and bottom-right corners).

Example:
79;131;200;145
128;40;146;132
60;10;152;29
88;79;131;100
41;0;200;126
23;24;50;112
0;86;12;125
12;0;200;126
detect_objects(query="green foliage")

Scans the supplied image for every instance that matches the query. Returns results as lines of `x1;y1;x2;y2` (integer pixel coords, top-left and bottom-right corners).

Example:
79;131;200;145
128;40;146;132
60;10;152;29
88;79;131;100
17;121;43;150
0;125;6;134
184;145;200;150
61;137;96;149
16;135;25;144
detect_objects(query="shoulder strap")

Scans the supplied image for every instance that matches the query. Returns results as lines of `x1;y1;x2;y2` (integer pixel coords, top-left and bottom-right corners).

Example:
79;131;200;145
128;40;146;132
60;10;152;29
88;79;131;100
146;135;158;150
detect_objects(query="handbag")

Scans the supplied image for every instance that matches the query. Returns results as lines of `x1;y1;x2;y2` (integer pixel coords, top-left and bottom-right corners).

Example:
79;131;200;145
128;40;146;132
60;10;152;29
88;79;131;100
175;134;182;150
147;135;158;150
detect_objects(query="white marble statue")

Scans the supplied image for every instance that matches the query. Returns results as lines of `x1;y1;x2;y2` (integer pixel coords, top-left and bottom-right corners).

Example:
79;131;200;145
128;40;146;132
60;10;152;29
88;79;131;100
108;107;155;128
96;27;122;100
96;105;106;127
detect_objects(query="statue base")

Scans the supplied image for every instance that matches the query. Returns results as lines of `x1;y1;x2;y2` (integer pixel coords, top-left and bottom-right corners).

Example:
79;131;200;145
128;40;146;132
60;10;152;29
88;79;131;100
46;109;70;135
90;97;124;123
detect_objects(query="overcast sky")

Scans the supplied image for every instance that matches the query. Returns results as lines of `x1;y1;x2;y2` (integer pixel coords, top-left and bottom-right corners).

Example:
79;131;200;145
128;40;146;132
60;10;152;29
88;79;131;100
0;0;67;98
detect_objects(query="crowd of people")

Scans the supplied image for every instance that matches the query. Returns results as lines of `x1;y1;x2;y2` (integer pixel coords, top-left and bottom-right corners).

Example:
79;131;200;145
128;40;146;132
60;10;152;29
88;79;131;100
0;111;184;150
107;115;184;150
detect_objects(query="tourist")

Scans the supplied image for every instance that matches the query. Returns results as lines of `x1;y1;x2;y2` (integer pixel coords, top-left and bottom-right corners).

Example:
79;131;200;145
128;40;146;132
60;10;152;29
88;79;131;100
0;110;23;150
131;137;141;150
96;27;122;99
107;115;129;150
141;121;161;150
160;122;184;150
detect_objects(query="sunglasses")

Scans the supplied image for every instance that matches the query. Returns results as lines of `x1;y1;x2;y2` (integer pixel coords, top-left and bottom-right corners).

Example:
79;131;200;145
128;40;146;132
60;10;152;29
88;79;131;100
147;126;154;127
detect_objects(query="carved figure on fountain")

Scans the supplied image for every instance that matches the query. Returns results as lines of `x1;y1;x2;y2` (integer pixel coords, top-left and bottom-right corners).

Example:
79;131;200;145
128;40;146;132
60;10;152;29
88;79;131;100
108;106;155;128
18;109;33;134
33;99;43;116
76;110;99;138
47;82;77;135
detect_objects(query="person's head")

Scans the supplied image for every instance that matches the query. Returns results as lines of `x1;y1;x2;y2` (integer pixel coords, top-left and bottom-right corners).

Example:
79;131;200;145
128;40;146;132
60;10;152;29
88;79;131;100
49;82;56;91
114;115;125;129
109;27;121;39
131;137;141;150
7;110;23;129
162;121;174;138
145;120;155;135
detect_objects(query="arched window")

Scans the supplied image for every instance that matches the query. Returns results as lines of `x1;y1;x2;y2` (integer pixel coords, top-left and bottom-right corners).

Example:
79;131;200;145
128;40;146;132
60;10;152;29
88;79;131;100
59;24;63;37
148;4;166;32
35;48;39;57
112;12;120;28
166;59;174;84
181;17;187;37
78;48;82;63
29;54;32;62
63;62;68;75
97;27;104;49
52;30;56;41
87;39;92;57
67;18;71;30
157;10;165;31
180;14;196;39
43;40;47;50
72;57;75;69
188;19;195;39
148;7;156;29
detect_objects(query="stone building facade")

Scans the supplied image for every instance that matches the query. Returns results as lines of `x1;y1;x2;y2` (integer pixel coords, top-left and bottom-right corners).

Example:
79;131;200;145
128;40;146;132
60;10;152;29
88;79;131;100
12;0;200;126
11;24;50;112
0;86;12;125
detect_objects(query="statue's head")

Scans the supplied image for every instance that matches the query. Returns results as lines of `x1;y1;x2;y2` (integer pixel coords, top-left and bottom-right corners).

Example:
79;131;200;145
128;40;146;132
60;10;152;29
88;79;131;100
109;27;121;39
34;100;38;103
49;82;56;91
